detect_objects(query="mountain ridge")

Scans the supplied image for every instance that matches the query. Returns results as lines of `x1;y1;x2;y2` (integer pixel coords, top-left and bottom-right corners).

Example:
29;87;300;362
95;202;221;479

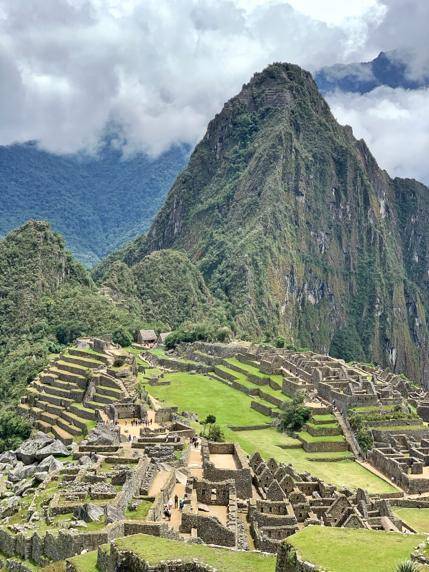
102;62;429;383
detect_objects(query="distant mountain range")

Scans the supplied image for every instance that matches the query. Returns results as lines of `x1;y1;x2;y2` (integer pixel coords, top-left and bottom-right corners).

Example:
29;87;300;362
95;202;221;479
0;141;189;265
0;50;426;267
315;50;429;94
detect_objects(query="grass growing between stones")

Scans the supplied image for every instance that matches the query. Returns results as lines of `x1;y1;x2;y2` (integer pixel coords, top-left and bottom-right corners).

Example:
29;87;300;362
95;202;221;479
115;534;276;571
287;526;426;572
393;507;429;532
145;373;396;493
125;499;152;521
67;550;98;571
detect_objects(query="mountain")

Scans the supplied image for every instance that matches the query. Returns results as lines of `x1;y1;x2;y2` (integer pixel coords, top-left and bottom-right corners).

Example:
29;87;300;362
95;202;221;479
315;50;429;94
0;220;139;404
0;141;190;266
101;62;429;384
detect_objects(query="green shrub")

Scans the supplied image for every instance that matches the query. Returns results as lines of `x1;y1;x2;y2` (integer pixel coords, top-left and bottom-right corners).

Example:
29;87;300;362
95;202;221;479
206;424;224;442
396;561;420;572
275;336;285;348
279;396;311;433
0;409;31;452
112;328;133;347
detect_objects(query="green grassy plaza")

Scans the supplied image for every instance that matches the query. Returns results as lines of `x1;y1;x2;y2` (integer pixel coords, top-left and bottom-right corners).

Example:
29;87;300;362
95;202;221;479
287;526;426;572
145;371;397;493
68;534;276;572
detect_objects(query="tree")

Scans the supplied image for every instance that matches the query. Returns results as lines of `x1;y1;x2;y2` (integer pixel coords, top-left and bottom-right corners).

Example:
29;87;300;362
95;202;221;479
201;414;216;436
0;409;31;452
112;328;133;347
279;396;311;434
207;424;224;442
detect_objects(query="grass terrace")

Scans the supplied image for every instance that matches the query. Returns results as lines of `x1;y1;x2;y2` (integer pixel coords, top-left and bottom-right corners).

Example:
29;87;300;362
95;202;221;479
287;526;426;572
393;507;429;533
145;372;397;494
71;534;277;572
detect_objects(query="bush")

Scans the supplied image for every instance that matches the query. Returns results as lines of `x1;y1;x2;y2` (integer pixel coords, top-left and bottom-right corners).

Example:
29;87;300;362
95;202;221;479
275;336;285;348
207;424;224;442
0;409;31;452
112;328;133;347
396;561;420;572
279;396;311;433
356;426;373;453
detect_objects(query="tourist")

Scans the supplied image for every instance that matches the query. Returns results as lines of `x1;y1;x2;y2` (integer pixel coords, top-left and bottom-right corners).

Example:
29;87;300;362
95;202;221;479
179;498;185;510
168;498;173;511
174;494;178;508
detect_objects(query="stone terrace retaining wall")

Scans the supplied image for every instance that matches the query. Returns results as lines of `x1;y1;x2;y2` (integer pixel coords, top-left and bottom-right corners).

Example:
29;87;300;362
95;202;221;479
276;541;324;571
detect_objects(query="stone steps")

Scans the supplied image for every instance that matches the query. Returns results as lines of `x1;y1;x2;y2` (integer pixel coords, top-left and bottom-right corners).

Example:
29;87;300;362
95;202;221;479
61;410;88;431
92;392;118;405
39;401;64;417
95;384;122;399
35;419;54;434
50;367;87;386
43;376;81;392
52;424;74;445
70;403;97;421
39;411;59;425
68;347;110;365
55;416;82;437
61;353;105;369
54;360;90;378
33;381;82;401
33;392;74;409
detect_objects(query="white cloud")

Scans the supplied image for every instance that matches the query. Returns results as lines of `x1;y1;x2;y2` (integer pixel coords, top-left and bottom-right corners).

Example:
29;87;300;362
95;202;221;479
0;0;379;156
327;86;429;183
0;0;427;187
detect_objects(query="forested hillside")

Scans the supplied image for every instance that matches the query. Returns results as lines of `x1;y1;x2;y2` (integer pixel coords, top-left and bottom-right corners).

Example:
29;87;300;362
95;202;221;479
0;141;189;266
101;63;429;384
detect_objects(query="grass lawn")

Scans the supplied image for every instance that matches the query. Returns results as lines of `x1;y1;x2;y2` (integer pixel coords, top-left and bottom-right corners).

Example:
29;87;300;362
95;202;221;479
393;507;429;532
298;431;346;443
67;550;98;572
115;534;276;571
145;373;396;494
218;362;289;400
146;372;269;427
229;428;396;493
288;526;425;572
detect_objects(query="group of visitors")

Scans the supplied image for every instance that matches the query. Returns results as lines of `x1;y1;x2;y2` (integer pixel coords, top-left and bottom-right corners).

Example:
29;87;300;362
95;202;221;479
163;494;187;520
191;435;199;448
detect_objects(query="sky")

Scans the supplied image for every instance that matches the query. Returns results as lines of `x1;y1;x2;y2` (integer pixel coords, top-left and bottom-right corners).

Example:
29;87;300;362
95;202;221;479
0;0;428;183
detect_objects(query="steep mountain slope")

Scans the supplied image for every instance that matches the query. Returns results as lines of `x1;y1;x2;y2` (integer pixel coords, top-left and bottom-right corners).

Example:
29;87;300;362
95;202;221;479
0;221;139;403
108;63;429;383
0;142;189;265
316;50;429;94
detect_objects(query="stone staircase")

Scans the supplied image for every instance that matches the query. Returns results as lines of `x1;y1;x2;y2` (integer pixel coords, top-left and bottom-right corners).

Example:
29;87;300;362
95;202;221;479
19;346;122;445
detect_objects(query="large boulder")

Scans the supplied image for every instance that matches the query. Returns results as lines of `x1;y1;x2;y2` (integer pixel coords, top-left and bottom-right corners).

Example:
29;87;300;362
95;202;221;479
38;455;63;473
8;462;38;483
34;440;70;461
86;424;120;446
16;434;53;464
104;504;124;523
74;503;105;523
0;496;20;518
0;451;17;466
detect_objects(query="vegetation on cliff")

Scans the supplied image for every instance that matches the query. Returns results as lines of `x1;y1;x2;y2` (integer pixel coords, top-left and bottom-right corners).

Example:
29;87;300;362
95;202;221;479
103;62;429;382
0;221;139;406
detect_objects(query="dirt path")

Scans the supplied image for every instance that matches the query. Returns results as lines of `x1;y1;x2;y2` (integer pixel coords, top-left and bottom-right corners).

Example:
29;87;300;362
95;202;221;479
148;469;170;497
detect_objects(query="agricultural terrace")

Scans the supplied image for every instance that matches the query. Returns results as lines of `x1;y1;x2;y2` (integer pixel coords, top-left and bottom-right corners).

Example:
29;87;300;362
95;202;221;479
144;371;396;493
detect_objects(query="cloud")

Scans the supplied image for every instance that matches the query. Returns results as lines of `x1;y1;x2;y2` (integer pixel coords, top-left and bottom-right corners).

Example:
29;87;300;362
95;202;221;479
0;0;379;156
327;86;429;183
0;0;427;188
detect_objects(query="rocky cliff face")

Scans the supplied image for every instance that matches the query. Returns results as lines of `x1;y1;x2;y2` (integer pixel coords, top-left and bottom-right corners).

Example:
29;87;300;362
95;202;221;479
113;63;429;383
